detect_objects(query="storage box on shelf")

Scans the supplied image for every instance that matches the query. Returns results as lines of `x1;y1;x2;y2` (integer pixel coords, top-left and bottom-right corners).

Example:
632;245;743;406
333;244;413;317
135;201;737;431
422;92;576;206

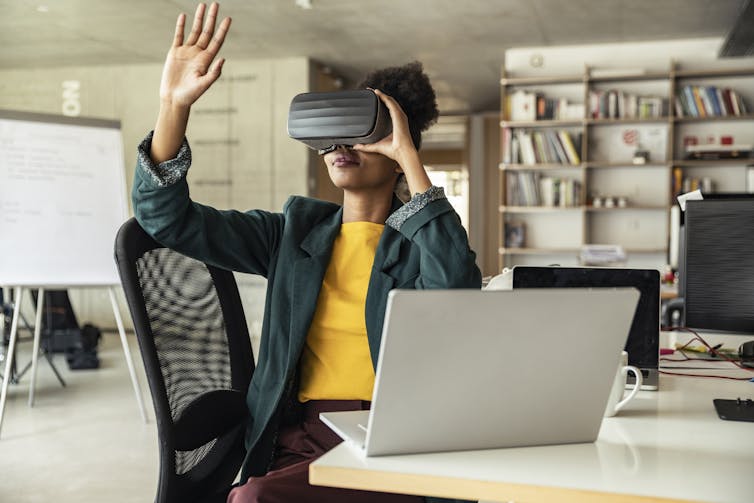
498;63;754;272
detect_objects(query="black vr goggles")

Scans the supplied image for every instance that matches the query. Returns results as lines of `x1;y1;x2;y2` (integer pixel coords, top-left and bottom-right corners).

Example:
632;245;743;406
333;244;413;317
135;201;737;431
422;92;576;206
287;89;392;154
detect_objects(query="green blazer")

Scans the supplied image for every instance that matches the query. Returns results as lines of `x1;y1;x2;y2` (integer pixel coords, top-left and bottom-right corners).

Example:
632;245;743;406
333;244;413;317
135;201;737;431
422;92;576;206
132;135;481;502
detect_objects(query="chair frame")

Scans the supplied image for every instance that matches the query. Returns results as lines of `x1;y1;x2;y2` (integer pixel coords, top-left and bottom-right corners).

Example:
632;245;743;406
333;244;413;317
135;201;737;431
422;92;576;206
115;218;254;503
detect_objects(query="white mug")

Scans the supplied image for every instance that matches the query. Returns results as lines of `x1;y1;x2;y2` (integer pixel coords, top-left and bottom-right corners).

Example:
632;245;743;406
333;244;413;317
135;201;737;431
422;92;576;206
604;351;642;417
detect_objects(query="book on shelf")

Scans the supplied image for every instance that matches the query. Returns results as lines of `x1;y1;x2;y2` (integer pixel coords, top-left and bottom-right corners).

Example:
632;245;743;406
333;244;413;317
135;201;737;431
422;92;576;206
506;129;581;165
589;90;666;119
510;135;520;163
506;171;539;206
691;87;706;117
533;132;548;163
502;128;512;164
675;85;749;117
507;89;583;121
557;130;581;164
506;171;582;207
546;131;569;164
517;131;538;164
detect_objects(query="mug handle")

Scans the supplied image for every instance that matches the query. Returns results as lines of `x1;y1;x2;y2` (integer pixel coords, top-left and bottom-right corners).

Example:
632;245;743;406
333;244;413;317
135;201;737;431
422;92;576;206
614;365;643;412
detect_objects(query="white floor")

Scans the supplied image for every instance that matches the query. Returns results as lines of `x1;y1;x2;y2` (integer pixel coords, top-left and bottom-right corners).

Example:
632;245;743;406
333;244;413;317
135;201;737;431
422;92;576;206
0;332;158;502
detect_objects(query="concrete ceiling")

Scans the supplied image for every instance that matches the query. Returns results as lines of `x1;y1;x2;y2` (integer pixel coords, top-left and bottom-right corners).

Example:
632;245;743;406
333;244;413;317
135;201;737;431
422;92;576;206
1;0;748;112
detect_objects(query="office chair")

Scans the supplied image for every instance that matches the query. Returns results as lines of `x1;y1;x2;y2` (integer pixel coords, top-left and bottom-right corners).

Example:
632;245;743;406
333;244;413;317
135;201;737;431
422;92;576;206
114;218;255;503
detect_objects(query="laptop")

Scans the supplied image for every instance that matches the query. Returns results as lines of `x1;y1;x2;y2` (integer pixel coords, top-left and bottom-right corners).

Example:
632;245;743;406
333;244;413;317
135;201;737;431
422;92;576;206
320;288;640;457
488;266;660;390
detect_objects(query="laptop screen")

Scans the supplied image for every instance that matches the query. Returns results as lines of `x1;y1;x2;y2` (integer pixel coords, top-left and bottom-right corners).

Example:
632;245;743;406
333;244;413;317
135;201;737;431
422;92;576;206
511;267;659;371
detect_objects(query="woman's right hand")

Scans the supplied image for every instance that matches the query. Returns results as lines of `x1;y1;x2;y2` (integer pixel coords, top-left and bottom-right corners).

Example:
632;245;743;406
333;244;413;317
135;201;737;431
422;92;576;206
160;2;231;108
151;2;231;164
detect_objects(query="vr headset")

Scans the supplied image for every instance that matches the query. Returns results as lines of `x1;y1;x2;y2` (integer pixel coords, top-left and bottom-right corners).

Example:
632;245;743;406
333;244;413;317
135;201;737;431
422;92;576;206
287;89;392;154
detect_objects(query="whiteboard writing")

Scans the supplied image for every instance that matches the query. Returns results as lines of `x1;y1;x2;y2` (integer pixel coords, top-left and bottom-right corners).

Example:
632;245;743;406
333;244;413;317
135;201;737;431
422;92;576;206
0;110;128;287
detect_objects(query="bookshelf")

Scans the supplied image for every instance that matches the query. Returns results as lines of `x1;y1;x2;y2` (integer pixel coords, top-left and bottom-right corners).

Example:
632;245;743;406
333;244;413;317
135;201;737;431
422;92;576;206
498;63;754;271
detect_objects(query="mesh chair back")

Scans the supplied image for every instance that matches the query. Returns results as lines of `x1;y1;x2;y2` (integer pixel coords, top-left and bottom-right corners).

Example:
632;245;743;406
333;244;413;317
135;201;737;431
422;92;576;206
115;218;254;503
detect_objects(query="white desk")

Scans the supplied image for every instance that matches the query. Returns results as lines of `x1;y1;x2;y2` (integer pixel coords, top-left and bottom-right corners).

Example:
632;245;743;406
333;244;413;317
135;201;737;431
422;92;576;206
310;374;754;503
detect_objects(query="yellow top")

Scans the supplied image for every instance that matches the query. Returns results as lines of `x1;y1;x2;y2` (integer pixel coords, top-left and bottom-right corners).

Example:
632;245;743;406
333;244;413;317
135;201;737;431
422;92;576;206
298;221;384;402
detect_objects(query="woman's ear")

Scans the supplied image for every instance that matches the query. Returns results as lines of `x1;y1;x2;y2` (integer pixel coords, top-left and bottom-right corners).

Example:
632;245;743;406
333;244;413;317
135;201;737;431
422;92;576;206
393;160;403;174
394;173;411;203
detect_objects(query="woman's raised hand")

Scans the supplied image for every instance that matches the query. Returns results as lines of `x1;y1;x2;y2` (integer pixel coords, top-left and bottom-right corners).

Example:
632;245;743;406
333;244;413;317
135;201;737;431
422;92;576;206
160;2;231;107
150;2;230;164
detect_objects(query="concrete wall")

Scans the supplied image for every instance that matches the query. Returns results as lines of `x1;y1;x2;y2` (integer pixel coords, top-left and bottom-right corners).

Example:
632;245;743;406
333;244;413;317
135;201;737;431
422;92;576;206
0;58;313;352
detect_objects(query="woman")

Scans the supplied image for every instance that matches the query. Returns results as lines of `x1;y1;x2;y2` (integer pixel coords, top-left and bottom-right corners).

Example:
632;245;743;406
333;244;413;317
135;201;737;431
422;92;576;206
133;3;481;502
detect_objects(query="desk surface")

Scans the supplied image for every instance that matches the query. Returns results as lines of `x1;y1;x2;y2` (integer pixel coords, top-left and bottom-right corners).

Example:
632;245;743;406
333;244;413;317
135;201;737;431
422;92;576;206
310;374;754;503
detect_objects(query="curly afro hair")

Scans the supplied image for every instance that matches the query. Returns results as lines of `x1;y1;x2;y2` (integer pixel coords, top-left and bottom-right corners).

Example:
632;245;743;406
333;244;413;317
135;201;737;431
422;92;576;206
357;61;439;150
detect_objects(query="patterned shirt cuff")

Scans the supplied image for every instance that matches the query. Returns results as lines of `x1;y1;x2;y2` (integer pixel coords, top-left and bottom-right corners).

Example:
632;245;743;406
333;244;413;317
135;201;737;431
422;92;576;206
385;185;446;231
137;130;192;187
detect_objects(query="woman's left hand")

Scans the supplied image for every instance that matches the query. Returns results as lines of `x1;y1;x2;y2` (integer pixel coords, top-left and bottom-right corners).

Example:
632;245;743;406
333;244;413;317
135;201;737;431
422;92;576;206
352;89;414;162
353;89;431;195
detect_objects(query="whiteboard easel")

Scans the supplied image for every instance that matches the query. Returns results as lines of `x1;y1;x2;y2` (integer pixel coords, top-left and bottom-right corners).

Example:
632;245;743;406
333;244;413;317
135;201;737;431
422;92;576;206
0;285;147;437
0;110;148;438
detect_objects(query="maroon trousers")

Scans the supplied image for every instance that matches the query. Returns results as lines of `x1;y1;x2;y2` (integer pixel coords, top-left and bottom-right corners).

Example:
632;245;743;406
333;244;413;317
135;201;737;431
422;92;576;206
227;400;423;503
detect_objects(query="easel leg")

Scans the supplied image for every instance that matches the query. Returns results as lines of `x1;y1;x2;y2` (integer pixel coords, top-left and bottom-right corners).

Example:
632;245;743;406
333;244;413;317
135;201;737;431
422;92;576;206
0;287;24;438
108;287;148;423
28;288;45;407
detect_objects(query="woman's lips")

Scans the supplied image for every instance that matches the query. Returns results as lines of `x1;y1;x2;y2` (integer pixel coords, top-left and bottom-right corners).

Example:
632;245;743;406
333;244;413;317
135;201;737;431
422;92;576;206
332;154;360;167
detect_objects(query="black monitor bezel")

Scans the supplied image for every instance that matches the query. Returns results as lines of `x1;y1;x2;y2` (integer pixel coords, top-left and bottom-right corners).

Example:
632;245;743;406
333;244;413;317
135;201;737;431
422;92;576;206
511;266;660;371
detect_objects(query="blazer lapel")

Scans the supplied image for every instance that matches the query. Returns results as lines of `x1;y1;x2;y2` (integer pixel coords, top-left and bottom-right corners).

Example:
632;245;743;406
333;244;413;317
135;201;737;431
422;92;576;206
289;208;343;364
365;200;405;367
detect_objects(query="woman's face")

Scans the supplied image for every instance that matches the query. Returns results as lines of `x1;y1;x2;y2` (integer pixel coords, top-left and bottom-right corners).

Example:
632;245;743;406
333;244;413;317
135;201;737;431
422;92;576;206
323;146;400;193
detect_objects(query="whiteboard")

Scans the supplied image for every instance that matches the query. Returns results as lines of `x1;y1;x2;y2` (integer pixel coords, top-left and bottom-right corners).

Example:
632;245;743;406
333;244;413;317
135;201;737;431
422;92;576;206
0;110;128;287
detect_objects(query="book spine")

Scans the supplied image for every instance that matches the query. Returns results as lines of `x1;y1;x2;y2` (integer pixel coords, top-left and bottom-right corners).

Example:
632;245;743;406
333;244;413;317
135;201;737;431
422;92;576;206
683;86;698;116
698;86;715;116
546;131;567;164
589;91;598;119
502;127;512;164
533;132;547;163
722;88;735;116
536;94;546;120
691;86;707;117
739;93;748;114
542;131;558;162
558;130;581;164
520;131;537;165
608;91;617;119
730;90;741;115
715;87;728;116
707;86;722;116
674;96;683;118
600;92;608;119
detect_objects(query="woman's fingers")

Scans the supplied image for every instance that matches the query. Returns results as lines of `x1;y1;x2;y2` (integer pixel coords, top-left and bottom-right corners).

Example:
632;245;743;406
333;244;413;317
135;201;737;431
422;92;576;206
172;13;186;47
185;3;207;46
353;134;392;154
373;89;407;120
196;2;219;49
200;57;225;87
206;16;232;56
373;89;409;137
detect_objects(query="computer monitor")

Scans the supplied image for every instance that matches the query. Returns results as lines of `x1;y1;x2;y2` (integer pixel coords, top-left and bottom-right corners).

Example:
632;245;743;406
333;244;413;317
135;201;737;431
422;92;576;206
682;197;754;335
507;266;660;389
